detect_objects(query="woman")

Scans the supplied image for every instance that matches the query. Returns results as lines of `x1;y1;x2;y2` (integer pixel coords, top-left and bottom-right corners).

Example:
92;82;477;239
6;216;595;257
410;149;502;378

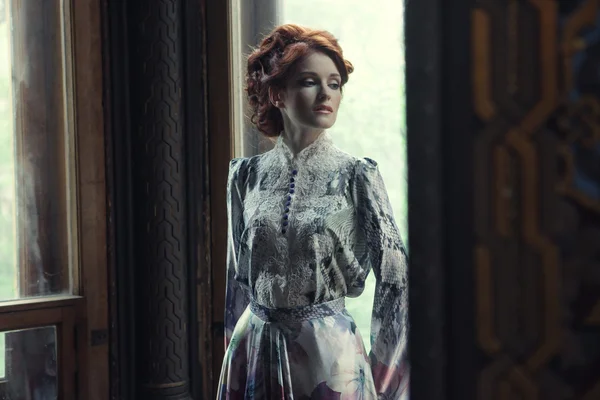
218;24;409;399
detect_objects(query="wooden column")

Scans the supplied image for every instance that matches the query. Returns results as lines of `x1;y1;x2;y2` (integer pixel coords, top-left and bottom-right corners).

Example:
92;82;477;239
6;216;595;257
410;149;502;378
127;0;192;398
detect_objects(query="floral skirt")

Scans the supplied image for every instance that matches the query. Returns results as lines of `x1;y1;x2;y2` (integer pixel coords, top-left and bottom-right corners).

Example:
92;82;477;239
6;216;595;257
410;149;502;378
217;298;403;399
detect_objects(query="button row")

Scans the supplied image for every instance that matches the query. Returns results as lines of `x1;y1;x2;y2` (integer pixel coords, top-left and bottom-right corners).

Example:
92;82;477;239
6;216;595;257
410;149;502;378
282;169;297;234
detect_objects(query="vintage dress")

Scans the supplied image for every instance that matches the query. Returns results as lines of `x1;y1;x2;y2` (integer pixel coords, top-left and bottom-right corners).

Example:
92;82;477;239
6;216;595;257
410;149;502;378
217;132;409;399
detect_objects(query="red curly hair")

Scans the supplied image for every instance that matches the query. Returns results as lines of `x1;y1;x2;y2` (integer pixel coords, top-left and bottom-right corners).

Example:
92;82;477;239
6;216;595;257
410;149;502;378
245;24;354;137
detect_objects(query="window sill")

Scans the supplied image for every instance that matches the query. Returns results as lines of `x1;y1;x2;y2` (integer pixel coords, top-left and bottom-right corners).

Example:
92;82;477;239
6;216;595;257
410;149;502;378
0;295;83;314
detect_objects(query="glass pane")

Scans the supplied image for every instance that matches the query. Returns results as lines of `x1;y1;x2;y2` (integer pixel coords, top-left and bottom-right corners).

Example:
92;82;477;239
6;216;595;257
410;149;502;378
0;0;77;302
0;326;58;400
232;0;406;354
0;0;16;302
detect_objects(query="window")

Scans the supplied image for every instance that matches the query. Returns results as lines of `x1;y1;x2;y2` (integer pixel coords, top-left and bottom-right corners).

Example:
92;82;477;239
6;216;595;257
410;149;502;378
0;0;108;398
230;0;407;352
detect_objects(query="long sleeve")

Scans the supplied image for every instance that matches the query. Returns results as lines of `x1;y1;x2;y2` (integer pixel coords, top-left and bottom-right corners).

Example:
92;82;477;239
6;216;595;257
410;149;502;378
224;158;250;350
352;158;409;398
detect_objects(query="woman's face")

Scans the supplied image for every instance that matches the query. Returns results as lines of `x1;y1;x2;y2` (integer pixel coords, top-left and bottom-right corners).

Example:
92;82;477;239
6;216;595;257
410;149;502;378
276;51;343;133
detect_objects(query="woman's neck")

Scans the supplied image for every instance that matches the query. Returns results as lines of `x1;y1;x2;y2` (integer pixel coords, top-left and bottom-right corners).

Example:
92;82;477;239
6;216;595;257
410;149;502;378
280;127;324;156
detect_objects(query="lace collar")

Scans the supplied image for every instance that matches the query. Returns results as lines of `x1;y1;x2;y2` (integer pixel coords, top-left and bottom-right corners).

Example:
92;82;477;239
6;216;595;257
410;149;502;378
274;131;334;164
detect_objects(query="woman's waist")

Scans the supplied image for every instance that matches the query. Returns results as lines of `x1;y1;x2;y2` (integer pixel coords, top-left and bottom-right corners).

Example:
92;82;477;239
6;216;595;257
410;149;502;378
249;297;346;323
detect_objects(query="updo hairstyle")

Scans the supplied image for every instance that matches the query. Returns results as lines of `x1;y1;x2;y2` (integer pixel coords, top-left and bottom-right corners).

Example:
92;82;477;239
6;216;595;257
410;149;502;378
245;24;354;137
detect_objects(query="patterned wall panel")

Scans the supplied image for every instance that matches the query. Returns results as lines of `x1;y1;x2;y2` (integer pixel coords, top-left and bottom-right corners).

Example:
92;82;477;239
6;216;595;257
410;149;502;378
472;0;600;398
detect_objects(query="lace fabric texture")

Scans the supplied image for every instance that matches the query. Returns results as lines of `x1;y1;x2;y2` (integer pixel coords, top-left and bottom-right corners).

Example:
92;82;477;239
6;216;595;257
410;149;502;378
221;132;409;398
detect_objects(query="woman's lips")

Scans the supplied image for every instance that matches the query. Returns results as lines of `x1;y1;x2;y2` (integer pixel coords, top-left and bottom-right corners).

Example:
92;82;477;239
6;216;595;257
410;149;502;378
313;105;333;113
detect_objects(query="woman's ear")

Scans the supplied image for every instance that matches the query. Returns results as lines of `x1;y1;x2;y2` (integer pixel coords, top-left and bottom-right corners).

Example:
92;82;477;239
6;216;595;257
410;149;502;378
269;87;284;108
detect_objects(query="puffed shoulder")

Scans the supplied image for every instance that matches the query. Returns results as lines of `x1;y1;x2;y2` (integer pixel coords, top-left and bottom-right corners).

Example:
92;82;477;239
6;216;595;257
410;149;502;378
352;158;384;199
362;157;378;167
228;157;248;174
354;157;380;175
229;157;245;168
228;157;247;184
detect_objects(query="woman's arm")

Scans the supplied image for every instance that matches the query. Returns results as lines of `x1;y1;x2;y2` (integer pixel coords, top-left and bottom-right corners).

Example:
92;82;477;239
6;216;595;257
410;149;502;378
224;158;250;349
352;157;409;398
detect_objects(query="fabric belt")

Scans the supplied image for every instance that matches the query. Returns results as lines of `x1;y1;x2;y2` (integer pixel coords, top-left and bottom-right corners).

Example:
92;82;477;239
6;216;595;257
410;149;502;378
249;297;346;323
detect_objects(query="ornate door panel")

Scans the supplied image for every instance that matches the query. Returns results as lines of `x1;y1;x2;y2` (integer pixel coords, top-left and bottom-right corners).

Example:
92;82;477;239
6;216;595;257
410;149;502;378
407;0;600;399
471;0;600;398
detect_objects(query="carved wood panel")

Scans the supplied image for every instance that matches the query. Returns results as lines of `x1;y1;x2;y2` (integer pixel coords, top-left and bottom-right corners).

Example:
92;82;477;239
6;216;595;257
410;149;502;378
473;0;600;398
127;0;192;398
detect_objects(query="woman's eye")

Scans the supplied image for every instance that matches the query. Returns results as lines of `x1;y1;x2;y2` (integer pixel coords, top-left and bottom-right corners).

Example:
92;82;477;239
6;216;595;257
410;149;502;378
300;80;340;90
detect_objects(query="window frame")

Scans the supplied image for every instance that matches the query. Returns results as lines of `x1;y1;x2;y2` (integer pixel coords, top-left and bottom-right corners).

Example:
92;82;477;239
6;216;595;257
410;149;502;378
204;1;234;394
229;0;281;158
0;0;109;399
0;297;79;399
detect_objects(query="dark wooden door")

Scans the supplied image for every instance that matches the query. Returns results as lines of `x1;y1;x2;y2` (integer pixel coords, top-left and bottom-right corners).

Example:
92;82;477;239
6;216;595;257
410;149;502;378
407;0;600;399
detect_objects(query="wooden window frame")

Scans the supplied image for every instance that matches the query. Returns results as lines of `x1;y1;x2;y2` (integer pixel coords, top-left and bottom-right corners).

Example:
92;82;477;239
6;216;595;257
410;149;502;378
0;297;80;399
229;0;281;158
205;1;234;393
0;0;109;399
